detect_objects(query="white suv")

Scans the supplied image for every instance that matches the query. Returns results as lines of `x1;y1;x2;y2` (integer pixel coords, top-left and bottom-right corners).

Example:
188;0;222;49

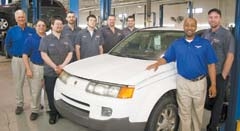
54;27;184;131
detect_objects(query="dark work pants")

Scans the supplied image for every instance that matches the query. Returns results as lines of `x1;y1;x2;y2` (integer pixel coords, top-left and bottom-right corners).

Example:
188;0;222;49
44;76;58;116
205;74;228;131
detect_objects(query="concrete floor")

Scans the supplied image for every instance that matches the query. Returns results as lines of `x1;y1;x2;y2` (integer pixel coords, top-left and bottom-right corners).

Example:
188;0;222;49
0;56;89;131
0;55;210;131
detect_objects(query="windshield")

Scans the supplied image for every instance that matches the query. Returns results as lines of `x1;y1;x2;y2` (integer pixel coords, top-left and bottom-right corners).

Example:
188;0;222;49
110;30;184;60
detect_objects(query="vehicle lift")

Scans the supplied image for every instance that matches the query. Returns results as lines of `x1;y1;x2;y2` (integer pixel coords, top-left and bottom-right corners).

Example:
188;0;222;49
224;0;240;131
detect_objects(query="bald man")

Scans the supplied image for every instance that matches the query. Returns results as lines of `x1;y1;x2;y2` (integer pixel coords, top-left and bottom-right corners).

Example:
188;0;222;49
5;9;35;115
146;18;217;131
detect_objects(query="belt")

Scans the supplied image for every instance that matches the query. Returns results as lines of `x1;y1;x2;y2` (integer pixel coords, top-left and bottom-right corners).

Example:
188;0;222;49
13;55;22;58
33;63;43;66
190;75;206;82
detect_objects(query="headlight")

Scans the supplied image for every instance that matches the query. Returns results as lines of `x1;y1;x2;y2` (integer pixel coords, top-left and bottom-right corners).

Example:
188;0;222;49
86;82;134;99
59;70;70;84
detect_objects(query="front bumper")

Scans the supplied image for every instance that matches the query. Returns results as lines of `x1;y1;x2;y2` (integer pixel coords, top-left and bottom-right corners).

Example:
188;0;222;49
55;99;146;131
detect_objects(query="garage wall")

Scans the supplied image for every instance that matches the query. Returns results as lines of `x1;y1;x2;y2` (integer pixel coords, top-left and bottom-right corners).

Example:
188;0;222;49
58;0;235;29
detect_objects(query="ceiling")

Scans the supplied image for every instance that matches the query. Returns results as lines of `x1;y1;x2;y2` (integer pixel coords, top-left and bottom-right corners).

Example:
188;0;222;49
79;0;187;11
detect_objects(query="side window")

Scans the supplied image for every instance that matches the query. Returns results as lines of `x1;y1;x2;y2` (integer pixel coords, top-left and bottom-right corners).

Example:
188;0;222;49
161;32;183;50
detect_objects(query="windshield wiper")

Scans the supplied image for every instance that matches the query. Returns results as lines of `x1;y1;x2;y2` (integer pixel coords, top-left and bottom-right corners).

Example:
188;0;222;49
110;52;129;57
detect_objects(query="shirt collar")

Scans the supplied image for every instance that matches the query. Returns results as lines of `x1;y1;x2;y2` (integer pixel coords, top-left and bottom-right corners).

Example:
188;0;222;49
209;25;224;34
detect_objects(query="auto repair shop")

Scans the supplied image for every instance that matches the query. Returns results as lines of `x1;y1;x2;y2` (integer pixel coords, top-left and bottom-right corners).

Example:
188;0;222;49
0;0;240;131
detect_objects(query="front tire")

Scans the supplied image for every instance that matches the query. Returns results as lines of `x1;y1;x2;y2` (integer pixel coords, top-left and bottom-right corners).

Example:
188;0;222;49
146;91;179;131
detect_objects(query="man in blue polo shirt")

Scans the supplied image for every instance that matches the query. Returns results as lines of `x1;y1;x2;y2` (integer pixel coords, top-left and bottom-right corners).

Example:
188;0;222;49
5;9;35;115
146;18;217;131
22;19;47;121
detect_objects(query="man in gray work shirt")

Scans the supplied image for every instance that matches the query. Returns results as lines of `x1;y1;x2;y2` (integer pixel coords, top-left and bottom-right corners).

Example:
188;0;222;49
202;8;235;131
122;15;138;37
62;11;81;62
39;16;73;124
100;15;124;53
75;14;103;59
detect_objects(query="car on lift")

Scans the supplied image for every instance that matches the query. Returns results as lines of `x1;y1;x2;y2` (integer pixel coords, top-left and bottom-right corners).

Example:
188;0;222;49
54;27;184;131
0;0;67;32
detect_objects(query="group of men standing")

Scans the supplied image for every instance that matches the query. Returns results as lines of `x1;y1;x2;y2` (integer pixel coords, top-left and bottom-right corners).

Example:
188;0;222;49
5;9;138;124
4;7;235;131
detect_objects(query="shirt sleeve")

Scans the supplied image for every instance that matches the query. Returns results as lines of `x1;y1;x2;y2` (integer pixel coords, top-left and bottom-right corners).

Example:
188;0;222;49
75;31;82;46
99;31;104;45
22;37;33;55
5;29;13;54
39;37;48;53
69;40;74;52
206;41;218;64
163;42;176;63
226;31;235;54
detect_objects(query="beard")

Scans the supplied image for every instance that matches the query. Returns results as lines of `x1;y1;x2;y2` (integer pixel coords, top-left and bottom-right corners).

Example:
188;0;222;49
209;22;220;29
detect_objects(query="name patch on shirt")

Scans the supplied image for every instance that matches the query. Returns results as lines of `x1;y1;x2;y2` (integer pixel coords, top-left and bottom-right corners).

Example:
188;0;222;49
64;42;69;45
195;45;202;48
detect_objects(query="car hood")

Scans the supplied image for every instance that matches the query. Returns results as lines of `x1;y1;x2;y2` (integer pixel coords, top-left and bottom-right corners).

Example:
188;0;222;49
64;54;176;85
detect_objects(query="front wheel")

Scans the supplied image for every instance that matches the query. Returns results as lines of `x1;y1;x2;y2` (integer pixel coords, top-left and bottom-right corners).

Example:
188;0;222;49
145;92;179;131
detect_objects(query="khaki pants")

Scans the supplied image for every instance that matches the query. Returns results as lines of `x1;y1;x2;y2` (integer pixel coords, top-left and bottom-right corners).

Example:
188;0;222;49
27;63;44;113
176;75;207;131
12;57;26;107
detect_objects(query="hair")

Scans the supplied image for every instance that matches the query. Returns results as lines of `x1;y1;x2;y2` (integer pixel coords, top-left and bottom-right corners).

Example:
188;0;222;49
107;15;116;19
34;19;47;26
208;8;221;17
127;15;135;21
86;14;97;21
184;17;197;25
14;9;26;17
67;11;75;15
50;16;64;25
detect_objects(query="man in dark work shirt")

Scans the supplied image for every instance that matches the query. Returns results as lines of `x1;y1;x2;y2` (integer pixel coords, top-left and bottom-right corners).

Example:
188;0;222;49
100;15;124;53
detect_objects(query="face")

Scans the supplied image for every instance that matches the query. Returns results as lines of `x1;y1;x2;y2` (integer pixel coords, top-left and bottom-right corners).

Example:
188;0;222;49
87;17;96;28
208;12;221;29
107;16;116;27
35;21;46;35
15;10;26;27
183;18;197;38
51;19;63;33
66;13;76;25
127;18;135;28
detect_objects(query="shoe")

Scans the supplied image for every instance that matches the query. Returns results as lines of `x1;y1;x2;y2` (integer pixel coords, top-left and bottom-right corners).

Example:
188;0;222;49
207;125;218;131
30;113;38;121
15;106;23;115
49;115;59;124
40;104;44;110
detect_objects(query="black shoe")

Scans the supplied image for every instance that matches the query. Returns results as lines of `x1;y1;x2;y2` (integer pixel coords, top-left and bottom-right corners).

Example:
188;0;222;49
40;104;44;110
15;106;23;115
30;113;38;121
207;125;218;131
49;115;59;124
